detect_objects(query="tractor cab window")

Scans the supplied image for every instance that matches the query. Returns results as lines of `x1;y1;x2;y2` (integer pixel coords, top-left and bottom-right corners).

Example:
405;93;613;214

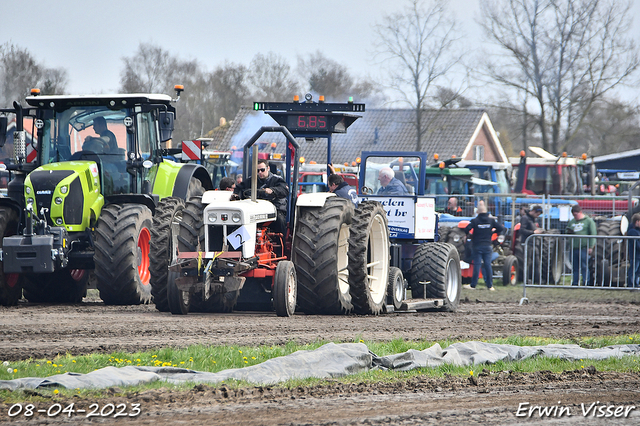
525;166;552;194
362;155;419;195
37;106;133;196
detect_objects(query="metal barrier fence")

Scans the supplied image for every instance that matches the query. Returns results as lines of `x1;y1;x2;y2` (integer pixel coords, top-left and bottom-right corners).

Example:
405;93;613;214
439;193;635;231
521;233;640;304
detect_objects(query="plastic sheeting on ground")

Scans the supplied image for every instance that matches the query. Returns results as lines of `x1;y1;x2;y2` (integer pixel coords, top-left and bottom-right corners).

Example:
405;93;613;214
1;341;639;391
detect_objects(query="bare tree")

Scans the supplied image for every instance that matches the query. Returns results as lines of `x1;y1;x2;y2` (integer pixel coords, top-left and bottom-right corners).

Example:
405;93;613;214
209;61;251;125
480;0;639;154
0;43;68;105
248;52;299;101
297;51;384;105
120;43;217;142
373;0;463;151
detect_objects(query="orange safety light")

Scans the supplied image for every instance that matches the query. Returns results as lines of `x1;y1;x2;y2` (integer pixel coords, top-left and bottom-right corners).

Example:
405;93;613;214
562;152;567;157
356;157;361;164
439;162;445;169
451;155;456;158
351;161;357;167
231;146;237;151
174;84;184;91
270;142;277;149
520;150;526;157
319;95;325;103
581;153;587;160
293;95;300;102
299;156;305;164
434;153;439;161
309;160;317;164
30;88;41;96
344;162;349;167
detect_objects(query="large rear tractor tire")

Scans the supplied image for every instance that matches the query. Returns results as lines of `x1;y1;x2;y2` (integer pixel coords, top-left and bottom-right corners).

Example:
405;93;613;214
0;207;23;306
22;269;89;303
292;197;354;314
348;201;390;315
94;204;153;305
149;197;185;312
387;267;404;311
273;260;297;317
409;242;461;312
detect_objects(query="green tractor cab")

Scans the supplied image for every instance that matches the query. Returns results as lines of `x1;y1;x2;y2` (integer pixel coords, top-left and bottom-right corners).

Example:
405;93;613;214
0;87;212;306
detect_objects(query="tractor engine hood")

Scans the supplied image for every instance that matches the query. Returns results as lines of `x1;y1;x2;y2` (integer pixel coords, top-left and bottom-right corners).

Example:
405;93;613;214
24;161;105;232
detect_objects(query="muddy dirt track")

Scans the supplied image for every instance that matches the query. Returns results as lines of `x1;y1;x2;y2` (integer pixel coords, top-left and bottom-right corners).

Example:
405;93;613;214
1;288;640;425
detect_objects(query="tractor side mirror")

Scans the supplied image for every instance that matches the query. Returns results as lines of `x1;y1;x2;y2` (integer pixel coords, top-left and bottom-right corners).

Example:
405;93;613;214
158;111;174;142
0;116;7;147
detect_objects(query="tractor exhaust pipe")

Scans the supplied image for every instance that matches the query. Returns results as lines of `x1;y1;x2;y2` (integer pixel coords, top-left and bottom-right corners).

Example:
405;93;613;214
251;145;258;202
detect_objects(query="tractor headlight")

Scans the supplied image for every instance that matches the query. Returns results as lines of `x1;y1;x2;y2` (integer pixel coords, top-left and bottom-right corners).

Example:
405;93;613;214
232;212;241;223
55;218;63;225
25;187;31;194
452;234;461;243
60;186;68;194
27;198;34;205
208;213;217;223
55;197;63;205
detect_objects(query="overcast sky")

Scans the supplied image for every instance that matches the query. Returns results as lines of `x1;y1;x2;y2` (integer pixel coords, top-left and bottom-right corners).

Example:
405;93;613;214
3;0;640;102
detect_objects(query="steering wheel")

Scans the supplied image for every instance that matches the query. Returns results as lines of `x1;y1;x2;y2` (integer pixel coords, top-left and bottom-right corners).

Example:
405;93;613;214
362;186;373;195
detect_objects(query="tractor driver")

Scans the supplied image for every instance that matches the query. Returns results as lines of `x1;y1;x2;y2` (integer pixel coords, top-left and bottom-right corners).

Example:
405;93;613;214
377;167;408;196
92;117;118;153
233;158;289;234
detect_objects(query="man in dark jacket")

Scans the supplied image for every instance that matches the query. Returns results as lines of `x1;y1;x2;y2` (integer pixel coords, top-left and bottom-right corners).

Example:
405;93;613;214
377;167;408;196
463;201;504;290
328;164;358;206
233;158;289;234
519;205;544;245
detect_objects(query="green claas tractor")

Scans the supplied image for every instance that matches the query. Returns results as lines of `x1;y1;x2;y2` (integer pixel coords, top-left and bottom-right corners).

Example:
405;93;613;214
0;86;212;306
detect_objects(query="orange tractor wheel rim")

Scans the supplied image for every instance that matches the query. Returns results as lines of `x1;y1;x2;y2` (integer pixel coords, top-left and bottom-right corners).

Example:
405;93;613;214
138;227;151;285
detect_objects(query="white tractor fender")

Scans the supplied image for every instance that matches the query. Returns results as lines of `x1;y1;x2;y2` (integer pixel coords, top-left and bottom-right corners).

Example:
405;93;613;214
296;192;336;207
201;190;233;205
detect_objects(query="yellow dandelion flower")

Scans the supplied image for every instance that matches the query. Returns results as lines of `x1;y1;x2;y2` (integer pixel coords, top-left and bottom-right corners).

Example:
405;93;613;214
359;340;364;343
243;357;247;360
72;360;76;363
47;361;52;364
53;389;59;394
212;361;216;364
469;371;474;376
252;357;256;360
180;361;185;364
152;355;157;358
239;350;242;354
244;361;248;364
13;369;17;373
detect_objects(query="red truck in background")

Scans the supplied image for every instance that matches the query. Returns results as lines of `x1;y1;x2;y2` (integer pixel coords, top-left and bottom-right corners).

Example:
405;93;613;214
511;147;636;217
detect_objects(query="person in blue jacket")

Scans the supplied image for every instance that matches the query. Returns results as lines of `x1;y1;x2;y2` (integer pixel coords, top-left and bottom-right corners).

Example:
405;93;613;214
627;213;640;288
377;167;408;196
463;201;505;290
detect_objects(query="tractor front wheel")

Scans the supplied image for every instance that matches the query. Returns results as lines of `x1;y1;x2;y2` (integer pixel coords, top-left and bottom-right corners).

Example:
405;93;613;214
273;260;297;317
410;242;461;312
94;204;153;305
